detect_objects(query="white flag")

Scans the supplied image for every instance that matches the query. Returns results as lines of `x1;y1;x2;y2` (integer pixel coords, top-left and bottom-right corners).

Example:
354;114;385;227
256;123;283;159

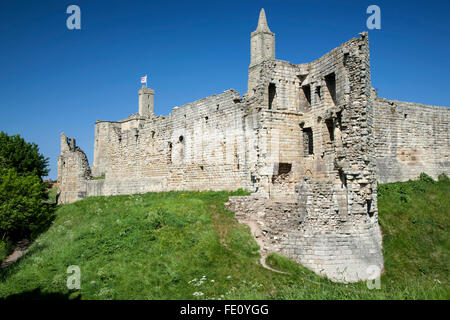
141;75;147;84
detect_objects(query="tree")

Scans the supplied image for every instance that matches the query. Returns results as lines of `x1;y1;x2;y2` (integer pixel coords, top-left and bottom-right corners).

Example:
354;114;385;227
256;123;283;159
0;132;54;242
0;131;49;178
0;168;54;240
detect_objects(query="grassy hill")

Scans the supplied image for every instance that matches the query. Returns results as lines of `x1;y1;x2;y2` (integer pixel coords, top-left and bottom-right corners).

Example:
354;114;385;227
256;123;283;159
0;175;449;299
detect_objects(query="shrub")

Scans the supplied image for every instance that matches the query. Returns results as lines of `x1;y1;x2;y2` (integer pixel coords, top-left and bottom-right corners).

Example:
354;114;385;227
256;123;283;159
438;173;449;182
0;168;55;241
0;131;49;178
0;239;13;262
419;173;435;184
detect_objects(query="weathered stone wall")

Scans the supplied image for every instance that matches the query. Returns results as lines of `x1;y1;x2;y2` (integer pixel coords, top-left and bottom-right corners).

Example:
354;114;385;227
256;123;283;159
297;32;383;282
227;32;383;282
251;32;378;214
226;195;383;283
57;134;92;204
88;90;255;197
373;96;450;183
91;121;120;177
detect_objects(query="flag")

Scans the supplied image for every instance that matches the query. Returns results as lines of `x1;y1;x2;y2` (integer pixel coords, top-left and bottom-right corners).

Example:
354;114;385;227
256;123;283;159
141;75;147;84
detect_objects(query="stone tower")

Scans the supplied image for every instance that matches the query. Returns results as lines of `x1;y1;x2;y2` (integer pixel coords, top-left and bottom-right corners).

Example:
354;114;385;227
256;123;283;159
138;85;155;117
250;8;275;67
248;8;275;93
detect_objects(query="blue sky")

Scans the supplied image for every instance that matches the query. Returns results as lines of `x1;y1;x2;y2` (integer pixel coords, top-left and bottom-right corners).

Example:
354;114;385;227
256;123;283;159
1;0;449;179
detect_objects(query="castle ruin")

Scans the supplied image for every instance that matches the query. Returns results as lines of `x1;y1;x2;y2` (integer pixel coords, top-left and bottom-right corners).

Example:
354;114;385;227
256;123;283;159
58;9;449;282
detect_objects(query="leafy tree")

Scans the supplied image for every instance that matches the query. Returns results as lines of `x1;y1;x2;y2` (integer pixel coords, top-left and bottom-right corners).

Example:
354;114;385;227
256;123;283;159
0;168;54;241
0;131;49;178
0;132;54;243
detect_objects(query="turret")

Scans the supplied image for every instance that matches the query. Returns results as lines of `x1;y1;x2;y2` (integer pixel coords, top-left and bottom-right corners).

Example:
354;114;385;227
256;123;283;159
138;85;155;117
250;8;275;68
248;8;276;94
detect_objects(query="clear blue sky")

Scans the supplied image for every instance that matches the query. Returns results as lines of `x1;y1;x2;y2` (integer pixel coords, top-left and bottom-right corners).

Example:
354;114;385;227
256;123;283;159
1;0;449;179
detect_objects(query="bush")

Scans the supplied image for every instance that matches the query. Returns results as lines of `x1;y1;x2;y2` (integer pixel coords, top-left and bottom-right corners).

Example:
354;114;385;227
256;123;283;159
438;173;449;182
0;168;55;241
419;173;435;184
0;239;13;262
0;131;49;178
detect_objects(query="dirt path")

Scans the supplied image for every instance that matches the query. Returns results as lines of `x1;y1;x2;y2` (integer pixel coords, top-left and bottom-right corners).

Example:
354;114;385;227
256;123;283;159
244;220;287;274
214;202;287;274
0;239;30;268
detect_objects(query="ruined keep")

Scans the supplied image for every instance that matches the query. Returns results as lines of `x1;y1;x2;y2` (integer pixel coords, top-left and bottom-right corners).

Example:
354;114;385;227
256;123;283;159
58;9;449;282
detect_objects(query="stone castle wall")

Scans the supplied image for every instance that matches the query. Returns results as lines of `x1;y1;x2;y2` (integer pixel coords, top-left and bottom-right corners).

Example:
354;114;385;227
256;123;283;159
88;90;256;197
373;97;450;183
57;134;92;203
226;32;384;282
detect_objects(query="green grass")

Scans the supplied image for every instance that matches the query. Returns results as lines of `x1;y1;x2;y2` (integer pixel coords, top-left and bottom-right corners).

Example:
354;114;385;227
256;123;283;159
44;186;58;205
0;175;448;300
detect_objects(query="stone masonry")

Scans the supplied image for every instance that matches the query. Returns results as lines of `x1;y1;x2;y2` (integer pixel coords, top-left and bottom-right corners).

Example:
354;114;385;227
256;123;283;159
58;9;449;282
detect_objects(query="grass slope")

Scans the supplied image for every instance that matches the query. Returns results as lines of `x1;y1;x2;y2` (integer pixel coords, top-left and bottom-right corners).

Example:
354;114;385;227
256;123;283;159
0;176;449;300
